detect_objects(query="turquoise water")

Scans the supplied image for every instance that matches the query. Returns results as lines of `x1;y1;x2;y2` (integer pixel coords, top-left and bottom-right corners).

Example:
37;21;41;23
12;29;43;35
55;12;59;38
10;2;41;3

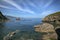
0;18;42;40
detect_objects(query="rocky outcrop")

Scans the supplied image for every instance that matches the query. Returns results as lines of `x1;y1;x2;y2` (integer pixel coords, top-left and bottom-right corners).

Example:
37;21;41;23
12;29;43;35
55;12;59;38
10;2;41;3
42;12;60;23
34;23;57;40
34;12;60;40
34;23;55;32
0;11;8;22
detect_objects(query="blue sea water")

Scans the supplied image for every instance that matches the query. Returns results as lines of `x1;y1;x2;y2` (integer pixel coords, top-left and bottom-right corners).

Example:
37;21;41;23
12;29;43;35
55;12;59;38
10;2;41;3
0;18;42;40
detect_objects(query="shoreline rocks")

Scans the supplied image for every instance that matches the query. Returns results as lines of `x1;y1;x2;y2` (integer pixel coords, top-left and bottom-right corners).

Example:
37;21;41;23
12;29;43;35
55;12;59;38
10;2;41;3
34;12;60;40
34;23;55;32
34;23;57;40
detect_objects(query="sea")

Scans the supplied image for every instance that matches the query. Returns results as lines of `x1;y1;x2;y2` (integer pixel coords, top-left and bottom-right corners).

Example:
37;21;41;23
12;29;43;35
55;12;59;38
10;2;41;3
0;18;42;40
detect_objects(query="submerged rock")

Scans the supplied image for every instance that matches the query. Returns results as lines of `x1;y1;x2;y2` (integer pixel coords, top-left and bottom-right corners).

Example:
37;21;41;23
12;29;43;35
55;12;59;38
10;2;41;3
34;23;57;40
3;30;19;40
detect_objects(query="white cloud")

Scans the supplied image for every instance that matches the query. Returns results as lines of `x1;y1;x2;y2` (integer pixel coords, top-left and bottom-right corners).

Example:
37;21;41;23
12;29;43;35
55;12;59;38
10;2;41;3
28;1;37;7
41;10;55;18
3;0;35;14
40;10;60;18
0;4;14;9
43;0;53;8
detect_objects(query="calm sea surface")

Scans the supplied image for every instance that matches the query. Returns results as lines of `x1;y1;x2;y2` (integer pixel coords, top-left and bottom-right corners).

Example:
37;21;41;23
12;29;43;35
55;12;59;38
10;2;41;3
0;18;42;40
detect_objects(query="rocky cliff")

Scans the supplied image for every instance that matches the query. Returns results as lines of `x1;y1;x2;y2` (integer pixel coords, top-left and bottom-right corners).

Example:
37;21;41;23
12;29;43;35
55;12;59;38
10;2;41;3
42;12;60;22
34;12;60;40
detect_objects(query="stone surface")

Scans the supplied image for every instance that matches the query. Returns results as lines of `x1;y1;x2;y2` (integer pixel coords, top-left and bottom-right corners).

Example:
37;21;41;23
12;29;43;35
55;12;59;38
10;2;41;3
34;23;55;32
34;23;57;40
42;12;60;23
42;32;57;40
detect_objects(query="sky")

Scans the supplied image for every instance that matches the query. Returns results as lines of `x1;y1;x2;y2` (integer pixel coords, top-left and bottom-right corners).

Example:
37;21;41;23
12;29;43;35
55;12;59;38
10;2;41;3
0;0;60;18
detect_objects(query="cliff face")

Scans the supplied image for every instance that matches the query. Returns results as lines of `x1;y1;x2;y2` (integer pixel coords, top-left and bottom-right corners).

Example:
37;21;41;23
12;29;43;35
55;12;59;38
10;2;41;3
42;12;60;22
0;11;8;21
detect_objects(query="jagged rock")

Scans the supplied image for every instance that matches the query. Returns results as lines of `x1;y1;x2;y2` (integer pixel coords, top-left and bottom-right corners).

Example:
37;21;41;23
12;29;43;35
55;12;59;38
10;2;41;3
34;23;57;40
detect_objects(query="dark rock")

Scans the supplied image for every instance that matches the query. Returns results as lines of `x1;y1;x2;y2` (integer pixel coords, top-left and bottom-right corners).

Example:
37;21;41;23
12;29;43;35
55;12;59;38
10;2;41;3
0;11;8;22
55;28;60;40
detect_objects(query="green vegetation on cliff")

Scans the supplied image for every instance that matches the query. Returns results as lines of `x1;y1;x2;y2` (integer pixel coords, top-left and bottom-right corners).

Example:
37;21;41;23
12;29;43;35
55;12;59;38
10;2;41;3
42;12;60;22
48;12;60;16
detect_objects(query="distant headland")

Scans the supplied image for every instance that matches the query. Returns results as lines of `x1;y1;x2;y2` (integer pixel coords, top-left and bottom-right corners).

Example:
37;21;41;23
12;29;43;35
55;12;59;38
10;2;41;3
0;11;9;22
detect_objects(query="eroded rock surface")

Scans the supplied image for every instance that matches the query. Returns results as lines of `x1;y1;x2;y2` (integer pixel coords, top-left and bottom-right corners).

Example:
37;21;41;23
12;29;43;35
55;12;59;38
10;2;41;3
34;23;55;32
42;12;60;25
34;23;57;40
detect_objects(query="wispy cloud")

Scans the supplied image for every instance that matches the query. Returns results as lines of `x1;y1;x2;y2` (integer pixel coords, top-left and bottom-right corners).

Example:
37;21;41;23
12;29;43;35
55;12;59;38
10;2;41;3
28;1;37;7
43;0;53;8
41;10;55;18
3;0;35;14
0;4;13;9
